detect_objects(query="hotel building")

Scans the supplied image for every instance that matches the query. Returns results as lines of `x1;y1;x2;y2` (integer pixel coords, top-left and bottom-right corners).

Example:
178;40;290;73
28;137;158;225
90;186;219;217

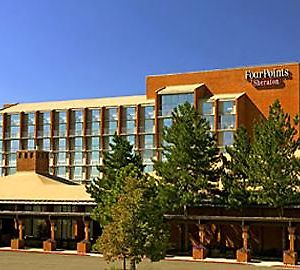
0;62;299;182
0;62;299;258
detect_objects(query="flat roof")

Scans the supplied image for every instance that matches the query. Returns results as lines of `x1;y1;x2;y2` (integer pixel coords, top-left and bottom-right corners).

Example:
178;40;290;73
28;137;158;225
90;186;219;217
1;95;154;113
147;62;299;78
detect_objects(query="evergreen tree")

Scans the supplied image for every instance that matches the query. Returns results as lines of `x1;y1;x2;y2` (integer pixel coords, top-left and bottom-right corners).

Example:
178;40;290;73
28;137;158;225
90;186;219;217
86;133;144;225
249;100;300;209
96;165;169;270
222;100;300;210
154;102;221;210
222;127;252;208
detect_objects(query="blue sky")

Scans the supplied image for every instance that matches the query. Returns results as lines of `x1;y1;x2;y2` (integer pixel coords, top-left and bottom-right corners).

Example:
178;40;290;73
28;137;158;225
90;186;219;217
0;0;299;104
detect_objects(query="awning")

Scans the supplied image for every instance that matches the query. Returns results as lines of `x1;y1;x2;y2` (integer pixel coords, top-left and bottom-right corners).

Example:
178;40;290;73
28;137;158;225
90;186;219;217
157;83;205;95
208;92;245;101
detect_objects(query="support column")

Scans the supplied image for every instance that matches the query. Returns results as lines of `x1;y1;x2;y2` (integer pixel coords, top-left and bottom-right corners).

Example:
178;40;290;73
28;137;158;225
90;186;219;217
236;225;251;262
283;226;298;265
77;220;91;254
11;219;25;249
192;224;207;259
43;220;56;251
50;221;55;241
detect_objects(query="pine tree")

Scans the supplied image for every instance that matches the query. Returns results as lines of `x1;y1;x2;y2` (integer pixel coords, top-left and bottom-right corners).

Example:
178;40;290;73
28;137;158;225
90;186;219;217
154;102;221;210
249;100;300;209
222;127;252;208
86;133;144;225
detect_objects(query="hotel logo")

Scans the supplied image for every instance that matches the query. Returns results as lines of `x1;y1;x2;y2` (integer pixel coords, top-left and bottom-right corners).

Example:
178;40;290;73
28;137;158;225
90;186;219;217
245;68;290;88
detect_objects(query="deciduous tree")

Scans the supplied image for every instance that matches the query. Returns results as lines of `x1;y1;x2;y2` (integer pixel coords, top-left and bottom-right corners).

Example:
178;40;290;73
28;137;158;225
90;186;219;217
97;165;169;270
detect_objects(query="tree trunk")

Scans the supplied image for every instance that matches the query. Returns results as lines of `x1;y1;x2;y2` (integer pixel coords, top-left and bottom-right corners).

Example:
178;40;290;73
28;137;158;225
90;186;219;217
130;258;136;270
123;256;126;270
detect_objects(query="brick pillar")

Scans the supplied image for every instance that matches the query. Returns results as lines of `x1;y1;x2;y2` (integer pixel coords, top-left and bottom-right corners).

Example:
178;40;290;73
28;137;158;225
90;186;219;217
236;225;251;262
192;224;207;259
283;226;298;265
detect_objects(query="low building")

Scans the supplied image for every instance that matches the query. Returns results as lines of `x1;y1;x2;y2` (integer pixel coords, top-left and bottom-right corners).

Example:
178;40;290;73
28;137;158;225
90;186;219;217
0;150;97;250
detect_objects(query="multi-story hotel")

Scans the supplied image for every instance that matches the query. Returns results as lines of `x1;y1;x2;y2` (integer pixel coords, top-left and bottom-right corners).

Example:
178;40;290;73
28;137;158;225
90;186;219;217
0;62;299;182
0;62;299;260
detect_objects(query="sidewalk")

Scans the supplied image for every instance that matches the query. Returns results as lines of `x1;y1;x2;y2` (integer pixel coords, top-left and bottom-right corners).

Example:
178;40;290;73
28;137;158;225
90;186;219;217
0;246;299;268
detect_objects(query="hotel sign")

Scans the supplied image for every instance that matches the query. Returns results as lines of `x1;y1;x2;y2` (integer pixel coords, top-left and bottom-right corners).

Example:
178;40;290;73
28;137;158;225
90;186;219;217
245;68;290;88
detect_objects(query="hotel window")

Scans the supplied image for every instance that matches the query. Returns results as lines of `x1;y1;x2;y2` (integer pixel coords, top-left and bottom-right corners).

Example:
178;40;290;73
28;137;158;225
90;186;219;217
122;107;136;134
11;114;20;126
104;108;118;135
75;122;83;136
42;112;51;124
73;166;83;179
106;121;117;135
90;166;99;178
217;100;236;147
28;125;35;138
159;93;194;117
218;100;236;130
58;123;67;137
10;126;20;138
8;153;17;166
58;138;67;151
74;110;83;122
89;136;100;151
22;113;35;138
10;140;19;152
91;122;100;135
27;139;35;150
87;108;101;135
73;151;83;165
28;113;35;125
58;111;67;123
43;125;51;137
89;151;100;165
74;137;83;151
91;109;101;121
57;166;67;177
139;135;154;149
199;100;215;130
43;138;51;151
218;131;234;147
70;110;83;136
58;152;67;165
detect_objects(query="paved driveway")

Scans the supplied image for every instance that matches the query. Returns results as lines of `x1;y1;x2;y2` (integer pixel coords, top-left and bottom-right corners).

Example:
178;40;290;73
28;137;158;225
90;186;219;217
0;251;288;270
